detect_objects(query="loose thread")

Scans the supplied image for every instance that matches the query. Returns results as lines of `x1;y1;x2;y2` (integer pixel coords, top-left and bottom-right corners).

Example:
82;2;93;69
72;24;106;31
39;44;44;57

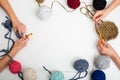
18;71;24;80
51;0;74;12
43;66;52;74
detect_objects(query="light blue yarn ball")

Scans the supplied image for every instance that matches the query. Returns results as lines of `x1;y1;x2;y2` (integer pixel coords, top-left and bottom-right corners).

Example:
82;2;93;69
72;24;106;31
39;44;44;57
50;71;64;80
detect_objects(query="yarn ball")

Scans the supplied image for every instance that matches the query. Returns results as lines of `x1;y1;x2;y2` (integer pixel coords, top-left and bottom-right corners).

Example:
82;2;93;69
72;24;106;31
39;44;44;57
50;71;64;80
9;60;21;74
23;68;37;80
67;0;80;9
91;70;106;80
38;5;53;20
36;0;44;3
74;59;89;72
93;0;107;10
94;55;110;70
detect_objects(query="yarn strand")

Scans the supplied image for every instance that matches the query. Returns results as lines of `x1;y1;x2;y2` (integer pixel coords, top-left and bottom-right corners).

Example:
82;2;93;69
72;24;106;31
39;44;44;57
43;66;52;74
18;71;24;80
51;0;74;12
0;16;15;57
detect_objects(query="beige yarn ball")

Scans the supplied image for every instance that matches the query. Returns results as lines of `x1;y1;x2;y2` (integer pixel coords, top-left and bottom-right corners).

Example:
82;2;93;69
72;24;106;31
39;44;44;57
23;68;37;80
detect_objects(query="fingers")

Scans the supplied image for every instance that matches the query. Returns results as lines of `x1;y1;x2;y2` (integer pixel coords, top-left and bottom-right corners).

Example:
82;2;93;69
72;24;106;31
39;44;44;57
93;12;101;21
13;23;26;35
20;24;26;35
93;11;104;23
18;25;26;35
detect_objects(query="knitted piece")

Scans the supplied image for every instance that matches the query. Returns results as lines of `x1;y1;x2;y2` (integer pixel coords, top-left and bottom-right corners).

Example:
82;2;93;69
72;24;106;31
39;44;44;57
38;5;53;20
50;71;64;80
9;60;21;74
93;0;107;10
94;55;110;70
23;68;37;80
95;21;118;41
91;70;106;80
70;59;89;80
67;0;80;9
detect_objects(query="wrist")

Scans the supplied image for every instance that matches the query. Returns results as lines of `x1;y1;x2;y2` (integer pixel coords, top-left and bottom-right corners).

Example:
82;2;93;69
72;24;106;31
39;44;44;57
110;52;118;60
8;47;18;57
11;17;19;24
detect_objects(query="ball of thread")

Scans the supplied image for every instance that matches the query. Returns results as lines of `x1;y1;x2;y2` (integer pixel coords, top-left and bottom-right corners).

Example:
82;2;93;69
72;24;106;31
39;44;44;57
23;68;37;80
67;0;80;9
91;70;106;80
74;59;89;72
94;55;110;70
50;71;64;80
93;0;107;10
38;5;53;20
9;60;21;74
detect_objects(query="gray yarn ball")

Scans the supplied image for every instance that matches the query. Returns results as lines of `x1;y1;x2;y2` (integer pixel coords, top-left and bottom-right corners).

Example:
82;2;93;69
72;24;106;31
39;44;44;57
94;55;110;70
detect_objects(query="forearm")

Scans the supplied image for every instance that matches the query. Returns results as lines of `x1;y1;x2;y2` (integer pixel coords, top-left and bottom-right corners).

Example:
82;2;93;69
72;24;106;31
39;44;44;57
0;0;18;22
111;53;120;70
106;0;120;12
0;49;17;72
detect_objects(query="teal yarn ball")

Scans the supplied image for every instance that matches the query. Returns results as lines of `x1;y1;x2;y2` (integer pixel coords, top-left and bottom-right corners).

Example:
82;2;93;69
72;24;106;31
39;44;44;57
50;71;64;80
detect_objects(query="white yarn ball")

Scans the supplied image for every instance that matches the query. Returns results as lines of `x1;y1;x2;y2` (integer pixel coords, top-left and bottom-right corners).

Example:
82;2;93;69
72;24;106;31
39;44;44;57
38;5;53;20
23;68;37;80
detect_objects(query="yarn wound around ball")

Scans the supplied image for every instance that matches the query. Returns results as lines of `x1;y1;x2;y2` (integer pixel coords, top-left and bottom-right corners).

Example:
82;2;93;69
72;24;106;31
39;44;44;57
93;0;107;10
38;5;53;20
67;0;80;9
91;70;106;80
70;59;89;80
94;55;110;70
9;60;21;74
23;68;37;80
43;66;64;80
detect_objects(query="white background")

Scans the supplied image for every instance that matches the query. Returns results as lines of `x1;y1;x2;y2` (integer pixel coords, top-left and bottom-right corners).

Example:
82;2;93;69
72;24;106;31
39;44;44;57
0;0;120;80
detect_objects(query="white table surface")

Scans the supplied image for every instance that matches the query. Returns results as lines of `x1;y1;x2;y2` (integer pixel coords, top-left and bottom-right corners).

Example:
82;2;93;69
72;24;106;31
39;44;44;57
0;0;120;80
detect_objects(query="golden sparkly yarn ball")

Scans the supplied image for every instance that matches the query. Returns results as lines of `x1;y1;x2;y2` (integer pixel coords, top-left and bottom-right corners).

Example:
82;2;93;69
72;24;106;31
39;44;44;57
96;21;118;41
36;0;44;3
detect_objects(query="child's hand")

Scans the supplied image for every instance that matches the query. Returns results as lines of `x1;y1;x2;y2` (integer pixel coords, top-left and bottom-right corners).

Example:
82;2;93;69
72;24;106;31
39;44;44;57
12;36;29;53
12;20;26;35
93;9;110;23
97;39;117;58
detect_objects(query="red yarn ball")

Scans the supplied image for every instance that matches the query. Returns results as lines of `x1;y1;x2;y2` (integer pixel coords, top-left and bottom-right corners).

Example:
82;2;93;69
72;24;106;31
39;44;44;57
9;60;21;74
67;0;80;9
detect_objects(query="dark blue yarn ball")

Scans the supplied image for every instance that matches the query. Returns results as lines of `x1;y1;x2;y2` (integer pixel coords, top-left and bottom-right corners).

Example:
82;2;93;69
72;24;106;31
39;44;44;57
73;59;89;72
91;70;106;80
93;0;107;10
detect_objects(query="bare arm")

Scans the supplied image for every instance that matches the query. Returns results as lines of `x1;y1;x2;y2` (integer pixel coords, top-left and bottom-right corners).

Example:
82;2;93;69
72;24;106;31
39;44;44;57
0;36;29;72
0;0;26;34
93;0;120;22
107;0;120;12
97;39;120;70
0;0;18;22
